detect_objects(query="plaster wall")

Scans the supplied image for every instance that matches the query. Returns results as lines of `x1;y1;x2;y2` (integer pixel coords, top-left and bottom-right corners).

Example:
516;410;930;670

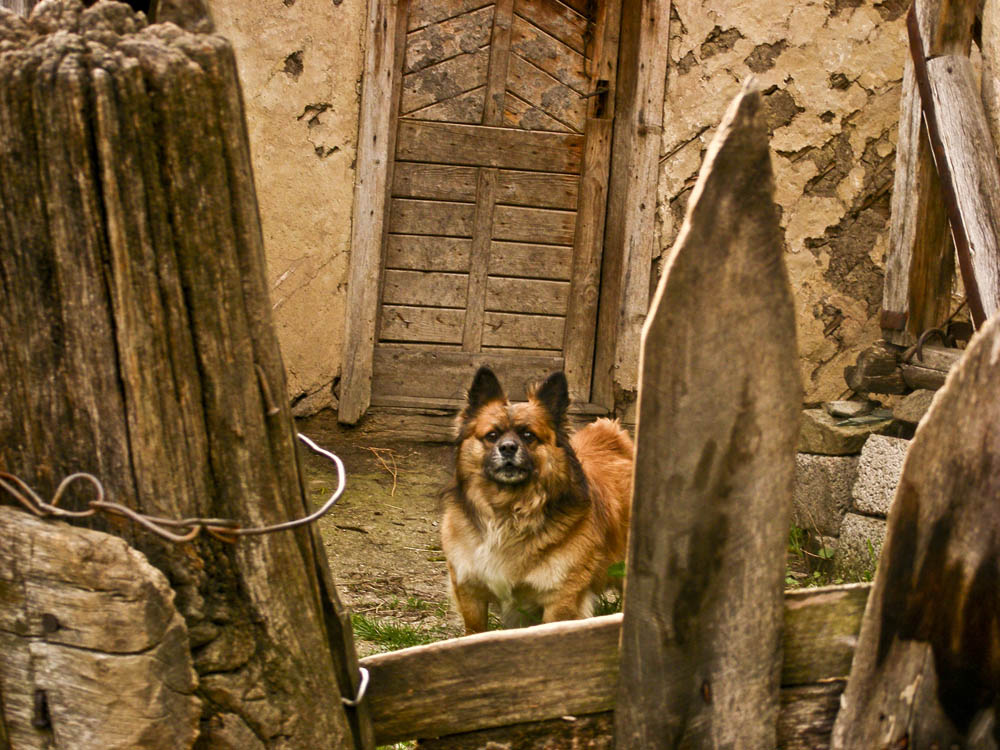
658;0;907;401
211;0;908;412
208;0;365;414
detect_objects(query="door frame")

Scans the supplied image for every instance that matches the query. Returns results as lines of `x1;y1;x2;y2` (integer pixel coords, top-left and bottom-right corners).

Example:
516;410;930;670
338;0;671;424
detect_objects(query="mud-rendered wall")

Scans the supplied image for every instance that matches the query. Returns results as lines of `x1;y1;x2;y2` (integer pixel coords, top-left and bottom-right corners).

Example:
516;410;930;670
209;0;907;413
208;0;365;415
659;0;907;401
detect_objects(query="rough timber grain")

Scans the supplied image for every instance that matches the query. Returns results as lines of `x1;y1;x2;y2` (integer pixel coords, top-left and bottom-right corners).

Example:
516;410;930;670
616;83;800;749
0;9;366;747
832;312;1000;749
362;585;868;745
0;508;199;750
340;0;403;424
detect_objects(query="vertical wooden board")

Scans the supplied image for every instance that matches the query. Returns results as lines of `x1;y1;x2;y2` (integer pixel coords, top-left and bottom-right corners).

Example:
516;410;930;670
882;52;952;346
462;167;499;351
592;0;668;408
482;0;514;125
340;0;403;424
563;117;612;401
615;84;800;749
831;312;1000;748
926;54;1000;324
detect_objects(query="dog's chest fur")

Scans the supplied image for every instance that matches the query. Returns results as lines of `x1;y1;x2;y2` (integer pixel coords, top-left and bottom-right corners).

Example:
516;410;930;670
448;509;572;601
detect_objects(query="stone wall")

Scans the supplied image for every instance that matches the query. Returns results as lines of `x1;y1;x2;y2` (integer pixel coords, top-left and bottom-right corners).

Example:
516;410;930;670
659;0;908;402
208;0;366;415
208;0;908;412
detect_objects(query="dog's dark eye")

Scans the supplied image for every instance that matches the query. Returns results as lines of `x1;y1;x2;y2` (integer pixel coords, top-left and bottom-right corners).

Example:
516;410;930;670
484;430;499;442
519;429;536;443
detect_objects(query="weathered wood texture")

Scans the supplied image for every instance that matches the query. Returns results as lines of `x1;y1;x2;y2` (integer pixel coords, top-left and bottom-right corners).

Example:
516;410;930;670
882;47;952;345
339;0;401;424
0;5;365;748
361;585;868;746
844;341;907;394
592;0;670;409
0;0;35;15
925;53;1000;327
899;343;962;390
0;508;199;750
615;83;801;749
832;312;1000;748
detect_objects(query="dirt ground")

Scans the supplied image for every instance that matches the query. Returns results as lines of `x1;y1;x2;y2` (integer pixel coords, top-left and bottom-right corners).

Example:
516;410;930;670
296;412;465;654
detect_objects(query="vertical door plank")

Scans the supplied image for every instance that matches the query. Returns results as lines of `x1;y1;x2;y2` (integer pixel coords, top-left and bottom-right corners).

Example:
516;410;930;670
463;168;500;351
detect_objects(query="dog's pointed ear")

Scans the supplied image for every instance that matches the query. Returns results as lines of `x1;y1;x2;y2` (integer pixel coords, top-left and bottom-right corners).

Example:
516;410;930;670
466;366;506;414
534;371;569;426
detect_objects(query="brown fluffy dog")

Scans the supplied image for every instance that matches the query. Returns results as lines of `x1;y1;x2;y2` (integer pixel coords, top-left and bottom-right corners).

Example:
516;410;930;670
441;366;634;634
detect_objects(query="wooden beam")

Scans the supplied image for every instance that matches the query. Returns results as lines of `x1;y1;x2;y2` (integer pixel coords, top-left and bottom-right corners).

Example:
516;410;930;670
831;309;1000;747
338;0;403;424
615;81;800;749
361;585;869;745
592;0;670;409
0;508;200;750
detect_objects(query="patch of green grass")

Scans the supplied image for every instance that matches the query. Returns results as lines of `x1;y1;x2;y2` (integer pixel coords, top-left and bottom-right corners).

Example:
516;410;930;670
785;524;841;589
351;613;446;652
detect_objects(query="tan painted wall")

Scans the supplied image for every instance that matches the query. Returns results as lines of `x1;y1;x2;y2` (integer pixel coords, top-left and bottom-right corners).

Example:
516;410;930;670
212;0;906;413
208;0;366;415
658;0;907;402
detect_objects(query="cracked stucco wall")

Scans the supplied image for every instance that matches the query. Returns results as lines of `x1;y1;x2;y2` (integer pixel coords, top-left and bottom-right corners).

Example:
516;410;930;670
659;0;907;401
207;0;364;414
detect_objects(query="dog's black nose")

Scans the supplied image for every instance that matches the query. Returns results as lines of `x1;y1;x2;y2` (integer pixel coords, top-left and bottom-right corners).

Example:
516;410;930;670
498;439;518;458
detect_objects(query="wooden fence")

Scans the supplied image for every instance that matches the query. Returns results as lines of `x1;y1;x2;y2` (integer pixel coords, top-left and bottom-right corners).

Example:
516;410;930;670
3;1;1000;748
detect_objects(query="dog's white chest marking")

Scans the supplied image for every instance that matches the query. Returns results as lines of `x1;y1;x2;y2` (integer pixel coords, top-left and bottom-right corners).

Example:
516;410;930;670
451;518;567;602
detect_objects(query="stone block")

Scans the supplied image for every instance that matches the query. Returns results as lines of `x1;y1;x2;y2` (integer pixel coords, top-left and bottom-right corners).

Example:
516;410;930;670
835;512;886;580
852;435;910;517
792;453;859;537
893;388;937;425
797;408;894;455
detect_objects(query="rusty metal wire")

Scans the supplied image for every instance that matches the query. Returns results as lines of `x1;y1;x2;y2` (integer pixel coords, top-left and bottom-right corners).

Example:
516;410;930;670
0;433;345;544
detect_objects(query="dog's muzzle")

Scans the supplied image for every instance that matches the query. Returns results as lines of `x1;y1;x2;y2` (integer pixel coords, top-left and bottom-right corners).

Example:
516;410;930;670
485;437;533;484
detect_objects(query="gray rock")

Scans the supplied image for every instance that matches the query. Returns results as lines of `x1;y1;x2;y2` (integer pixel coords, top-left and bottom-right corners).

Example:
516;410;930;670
792;453;859;537
824;400;874;419
835;512;886;580
852;435;910;517
797;408;894;455
893;388;937;425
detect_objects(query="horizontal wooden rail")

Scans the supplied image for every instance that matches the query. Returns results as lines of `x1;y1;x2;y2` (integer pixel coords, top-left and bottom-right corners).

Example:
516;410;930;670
360;583;870;745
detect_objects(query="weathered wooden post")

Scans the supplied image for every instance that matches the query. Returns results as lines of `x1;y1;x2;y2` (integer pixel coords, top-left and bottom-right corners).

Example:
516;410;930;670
614;81;801;748
831;312;1000;747
0;3;370;748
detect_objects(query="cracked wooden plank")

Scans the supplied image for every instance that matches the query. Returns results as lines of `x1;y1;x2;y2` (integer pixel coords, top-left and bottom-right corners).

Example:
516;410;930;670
615;81;800;749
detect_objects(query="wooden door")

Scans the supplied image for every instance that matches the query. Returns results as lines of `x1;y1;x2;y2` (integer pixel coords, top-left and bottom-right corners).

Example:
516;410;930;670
370;0;620;406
